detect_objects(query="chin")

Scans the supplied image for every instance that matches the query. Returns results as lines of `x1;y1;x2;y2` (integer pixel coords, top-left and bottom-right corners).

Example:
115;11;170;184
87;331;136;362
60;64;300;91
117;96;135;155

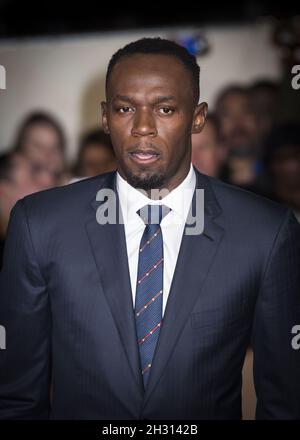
125;167;167;191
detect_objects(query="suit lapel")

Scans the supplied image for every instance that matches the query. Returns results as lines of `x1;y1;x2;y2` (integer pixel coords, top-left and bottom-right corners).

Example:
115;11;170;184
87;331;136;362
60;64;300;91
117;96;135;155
85;172;144;397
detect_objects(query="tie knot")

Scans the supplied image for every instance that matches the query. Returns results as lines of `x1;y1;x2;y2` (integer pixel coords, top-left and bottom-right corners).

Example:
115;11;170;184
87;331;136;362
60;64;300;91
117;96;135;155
137;204;171;225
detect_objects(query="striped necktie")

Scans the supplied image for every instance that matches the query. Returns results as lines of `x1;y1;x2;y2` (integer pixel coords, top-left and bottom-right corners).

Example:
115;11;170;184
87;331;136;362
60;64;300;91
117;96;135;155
135;204;171;390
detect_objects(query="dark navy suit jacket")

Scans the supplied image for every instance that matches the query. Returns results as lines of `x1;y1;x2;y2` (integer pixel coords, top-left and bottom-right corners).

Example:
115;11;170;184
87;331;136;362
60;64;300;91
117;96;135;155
0;166;300;419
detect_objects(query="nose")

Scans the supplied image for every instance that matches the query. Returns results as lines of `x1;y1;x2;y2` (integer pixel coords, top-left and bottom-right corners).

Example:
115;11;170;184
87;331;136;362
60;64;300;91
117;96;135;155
131;108;157;137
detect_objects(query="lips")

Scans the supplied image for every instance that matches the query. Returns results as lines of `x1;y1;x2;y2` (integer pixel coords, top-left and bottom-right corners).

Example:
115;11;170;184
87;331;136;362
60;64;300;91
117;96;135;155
129;149;160;164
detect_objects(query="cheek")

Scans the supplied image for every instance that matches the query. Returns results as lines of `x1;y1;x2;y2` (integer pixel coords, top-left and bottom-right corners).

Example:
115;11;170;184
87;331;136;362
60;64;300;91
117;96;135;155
108;119;129;143
109;133;123;156
158;118;191;141
108;112;129;130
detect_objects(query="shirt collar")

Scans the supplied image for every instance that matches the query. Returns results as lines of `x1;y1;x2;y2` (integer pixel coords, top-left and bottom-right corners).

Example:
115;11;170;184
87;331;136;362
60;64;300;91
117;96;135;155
116;162;196;223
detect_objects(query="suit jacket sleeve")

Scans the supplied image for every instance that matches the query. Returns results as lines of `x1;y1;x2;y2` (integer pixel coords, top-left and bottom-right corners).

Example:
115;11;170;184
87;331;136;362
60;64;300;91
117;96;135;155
0;199;51;419
251;208;300;419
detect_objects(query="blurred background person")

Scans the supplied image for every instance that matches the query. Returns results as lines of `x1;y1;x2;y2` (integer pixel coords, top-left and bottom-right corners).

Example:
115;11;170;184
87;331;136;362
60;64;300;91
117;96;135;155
248;79;280;144
215;84;266;194
191;113;224;177
0;151;51;269
262;123;300;222
13;111;70;187
71;128;117;179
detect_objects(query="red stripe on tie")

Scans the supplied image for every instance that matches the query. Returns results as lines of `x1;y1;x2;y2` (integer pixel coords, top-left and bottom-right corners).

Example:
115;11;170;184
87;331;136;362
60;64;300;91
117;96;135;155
136;289;163;317
138;321;162;345
137;257;163;285
139;227;161;253
142;363;152;375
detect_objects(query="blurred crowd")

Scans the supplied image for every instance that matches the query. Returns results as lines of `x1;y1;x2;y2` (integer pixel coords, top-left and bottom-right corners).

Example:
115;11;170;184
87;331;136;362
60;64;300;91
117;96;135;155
192;79;300;223
0;113;117;268
0;77;300;269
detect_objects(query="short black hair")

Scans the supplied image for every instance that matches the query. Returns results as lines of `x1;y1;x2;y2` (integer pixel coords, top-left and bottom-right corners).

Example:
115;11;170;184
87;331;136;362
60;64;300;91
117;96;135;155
106;37;200;104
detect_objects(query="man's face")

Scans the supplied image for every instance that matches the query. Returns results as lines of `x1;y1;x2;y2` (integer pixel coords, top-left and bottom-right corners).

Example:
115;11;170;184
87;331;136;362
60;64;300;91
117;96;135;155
102;53;207;193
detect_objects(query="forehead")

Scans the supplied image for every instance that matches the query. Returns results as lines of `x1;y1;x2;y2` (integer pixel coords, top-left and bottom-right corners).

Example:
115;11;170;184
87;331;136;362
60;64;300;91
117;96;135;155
107;53;194;102
26;123;58;139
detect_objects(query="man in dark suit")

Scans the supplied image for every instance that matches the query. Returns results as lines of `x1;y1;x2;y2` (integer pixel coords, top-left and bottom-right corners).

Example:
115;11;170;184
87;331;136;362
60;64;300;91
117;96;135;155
0;37;300;420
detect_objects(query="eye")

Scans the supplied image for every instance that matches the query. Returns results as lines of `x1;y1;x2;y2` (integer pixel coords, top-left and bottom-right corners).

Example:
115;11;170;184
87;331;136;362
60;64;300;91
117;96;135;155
119;106;134;113
158;107;175;115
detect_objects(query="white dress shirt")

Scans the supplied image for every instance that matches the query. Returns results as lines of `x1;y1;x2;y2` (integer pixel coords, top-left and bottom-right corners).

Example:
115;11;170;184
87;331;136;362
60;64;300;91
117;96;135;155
116;162;196;317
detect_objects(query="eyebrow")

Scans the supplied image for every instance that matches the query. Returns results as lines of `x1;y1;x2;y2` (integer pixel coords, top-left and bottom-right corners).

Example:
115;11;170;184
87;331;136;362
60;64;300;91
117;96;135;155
112;95;177;105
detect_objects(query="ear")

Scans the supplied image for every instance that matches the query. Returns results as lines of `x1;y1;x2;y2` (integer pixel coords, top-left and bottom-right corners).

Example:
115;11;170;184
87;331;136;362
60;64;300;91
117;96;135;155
192;102;208;134
101;101;110;134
